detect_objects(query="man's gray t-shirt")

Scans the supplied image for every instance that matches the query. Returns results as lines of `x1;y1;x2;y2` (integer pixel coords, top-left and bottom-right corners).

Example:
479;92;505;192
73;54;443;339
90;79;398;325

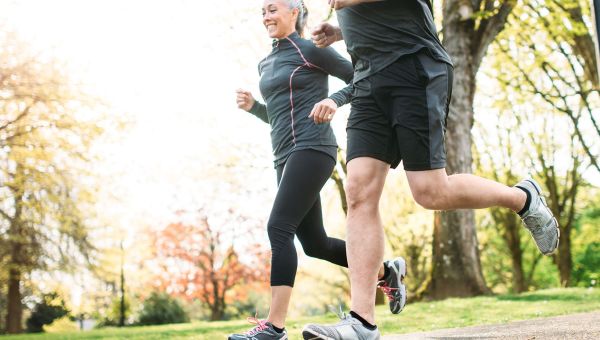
337;0;452;83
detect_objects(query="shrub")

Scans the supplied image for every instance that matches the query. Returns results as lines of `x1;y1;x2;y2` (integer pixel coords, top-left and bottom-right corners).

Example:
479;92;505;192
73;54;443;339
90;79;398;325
26;293;69;333
137;292;188;325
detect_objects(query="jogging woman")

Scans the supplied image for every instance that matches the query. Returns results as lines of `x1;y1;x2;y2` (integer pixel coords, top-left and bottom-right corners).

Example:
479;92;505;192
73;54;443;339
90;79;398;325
230;1;406;339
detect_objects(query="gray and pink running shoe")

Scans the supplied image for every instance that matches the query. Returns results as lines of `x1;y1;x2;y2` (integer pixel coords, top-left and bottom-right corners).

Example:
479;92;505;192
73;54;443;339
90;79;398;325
378;256;407;314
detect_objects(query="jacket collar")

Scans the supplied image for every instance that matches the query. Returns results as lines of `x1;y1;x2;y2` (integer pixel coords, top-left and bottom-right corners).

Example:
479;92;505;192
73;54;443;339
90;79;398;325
272;31;300;48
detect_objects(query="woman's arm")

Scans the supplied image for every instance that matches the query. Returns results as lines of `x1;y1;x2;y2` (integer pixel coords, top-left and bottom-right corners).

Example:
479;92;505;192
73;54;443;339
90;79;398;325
236;89;269;124
307;45;354;124
311;46;354;107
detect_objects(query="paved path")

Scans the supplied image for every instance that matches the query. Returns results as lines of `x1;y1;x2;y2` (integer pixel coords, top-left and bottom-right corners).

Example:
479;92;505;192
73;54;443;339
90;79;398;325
383;311;600;340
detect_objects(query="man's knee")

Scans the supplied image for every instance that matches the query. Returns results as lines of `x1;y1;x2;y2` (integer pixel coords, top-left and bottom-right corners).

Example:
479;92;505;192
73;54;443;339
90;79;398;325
345;176;379;212
411;182;447;210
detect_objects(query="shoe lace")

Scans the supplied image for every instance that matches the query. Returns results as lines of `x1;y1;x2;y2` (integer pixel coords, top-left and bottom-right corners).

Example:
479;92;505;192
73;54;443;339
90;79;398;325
245;312;269;336
328;304;348;320
377;280;398;301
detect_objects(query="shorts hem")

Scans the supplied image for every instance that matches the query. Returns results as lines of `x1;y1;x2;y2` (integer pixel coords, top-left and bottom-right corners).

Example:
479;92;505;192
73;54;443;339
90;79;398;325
346;152;395;167
403;162;446;171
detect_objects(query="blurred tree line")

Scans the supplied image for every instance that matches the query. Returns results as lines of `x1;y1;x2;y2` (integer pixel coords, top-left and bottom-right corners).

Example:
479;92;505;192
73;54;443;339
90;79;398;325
0;28;107;333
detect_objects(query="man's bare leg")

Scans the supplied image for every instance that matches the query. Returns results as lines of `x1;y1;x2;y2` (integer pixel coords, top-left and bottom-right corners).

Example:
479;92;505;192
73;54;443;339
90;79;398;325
405;169;526;211
345;157;390;324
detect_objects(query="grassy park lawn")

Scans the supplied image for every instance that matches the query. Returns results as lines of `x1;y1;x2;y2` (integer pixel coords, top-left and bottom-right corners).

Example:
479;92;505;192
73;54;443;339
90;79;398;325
3;288;599;340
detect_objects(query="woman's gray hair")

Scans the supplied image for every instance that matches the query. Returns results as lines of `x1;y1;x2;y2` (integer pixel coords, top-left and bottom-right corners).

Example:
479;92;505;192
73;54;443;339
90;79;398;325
287;0;308;36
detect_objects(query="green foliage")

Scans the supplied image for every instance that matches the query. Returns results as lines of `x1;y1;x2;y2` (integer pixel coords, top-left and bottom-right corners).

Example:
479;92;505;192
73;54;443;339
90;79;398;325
25;293;70;333
95;296;131;327
474;0;598;291
43;316;78;333
571;197;600;287
137;292;189;326
572;242;600;287
223;291;269;321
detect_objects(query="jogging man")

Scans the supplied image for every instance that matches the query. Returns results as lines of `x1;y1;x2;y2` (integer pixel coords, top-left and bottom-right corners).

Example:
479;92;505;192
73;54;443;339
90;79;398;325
300;1;560;339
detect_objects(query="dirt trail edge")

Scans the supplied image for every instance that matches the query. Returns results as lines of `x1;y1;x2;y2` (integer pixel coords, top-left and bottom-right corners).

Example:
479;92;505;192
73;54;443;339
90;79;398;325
383;311;600;340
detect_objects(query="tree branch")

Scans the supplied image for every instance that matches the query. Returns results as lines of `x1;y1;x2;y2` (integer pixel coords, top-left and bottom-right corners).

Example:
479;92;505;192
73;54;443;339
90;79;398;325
473;0;517;73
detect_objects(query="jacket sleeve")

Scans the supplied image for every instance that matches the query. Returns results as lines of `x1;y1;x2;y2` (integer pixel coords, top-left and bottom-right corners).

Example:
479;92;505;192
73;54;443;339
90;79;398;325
248;101;269;124
309;45;354;107
247;61;269;124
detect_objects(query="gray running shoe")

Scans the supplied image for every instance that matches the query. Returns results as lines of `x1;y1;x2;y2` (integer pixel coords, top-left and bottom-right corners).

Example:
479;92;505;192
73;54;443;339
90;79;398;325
228;317;287;340
302;313;380;340
515;178;560;256
378;257;407;314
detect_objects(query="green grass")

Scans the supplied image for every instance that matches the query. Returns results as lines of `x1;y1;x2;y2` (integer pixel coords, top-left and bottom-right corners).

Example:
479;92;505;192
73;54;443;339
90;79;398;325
4;288;600;339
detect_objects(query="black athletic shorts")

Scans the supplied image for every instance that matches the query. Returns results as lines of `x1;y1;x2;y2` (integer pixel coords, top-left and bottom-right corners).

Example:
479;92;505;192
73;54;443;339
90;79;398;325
346;50;453;170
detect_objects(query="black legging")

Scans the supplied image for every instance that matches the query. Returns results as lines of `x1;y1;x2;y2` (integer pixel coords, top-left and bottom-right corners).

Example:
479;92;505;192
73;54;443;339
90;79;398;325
269;149;348;286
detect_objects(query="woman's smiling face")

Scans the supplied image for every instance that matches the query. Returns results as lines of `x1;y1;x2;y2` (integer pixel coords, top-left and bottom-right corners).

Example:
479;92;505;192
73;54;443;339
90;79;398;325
262;0;298;39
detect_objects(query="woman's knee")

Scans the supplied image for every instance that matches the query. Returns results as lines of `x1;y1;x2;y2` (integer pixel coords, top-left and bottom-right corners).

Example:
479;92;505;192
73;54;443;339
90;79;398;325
267;221;295;250
302;243;323;258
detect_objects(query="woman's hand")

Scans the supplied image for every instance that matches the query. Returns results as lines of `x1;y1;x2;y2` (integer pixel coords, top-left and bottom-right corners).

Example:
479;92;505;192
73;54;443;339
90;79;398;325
236;89;256;112
309;98;337;124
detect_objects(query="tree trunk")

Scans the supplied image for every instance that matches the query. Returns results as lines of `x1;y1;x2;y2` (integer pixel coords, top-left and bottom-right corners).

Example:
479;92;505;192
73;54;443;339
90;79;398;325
430;210;490;299
119;241;126;327
557;222;572;287
429;1;490;298
504;216;526;293
210;305;224;321
5;268;22;334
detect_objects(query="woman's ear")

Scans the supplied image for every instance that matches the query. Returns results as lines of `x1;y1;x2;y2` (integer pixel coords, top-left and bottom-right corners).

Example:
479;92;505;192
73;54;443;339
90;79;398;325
291;7;299;21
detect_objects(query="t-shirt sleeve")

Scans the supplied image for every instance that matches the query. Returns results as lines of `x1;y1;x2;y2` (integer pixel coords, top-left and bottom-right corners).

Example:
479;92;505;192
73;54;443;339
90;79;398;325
308;45;354;108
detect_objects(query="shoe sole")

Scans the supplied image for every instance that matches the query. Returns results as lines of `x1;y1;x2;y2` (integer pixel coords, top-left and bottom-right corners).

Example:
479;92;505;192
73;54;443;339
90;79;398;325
389;258;407;314
302;328;333;340
525;179;560;256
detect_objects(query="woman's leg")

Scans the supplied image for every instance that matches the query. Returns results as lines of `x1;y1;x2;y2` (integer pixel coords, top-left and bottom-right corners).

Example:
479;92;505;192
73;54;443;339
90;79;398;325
295;199;388;278
266;149;336;328
296;196;348;267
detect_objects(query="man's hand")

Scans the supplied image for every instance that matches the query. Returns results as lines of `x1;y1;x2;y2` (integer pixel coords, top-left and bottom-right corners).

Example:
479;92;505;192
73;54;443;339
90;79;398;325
309;98;338;124
236;89;255;112
328;0;382;10
327;0;363;10
311;22;343;48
